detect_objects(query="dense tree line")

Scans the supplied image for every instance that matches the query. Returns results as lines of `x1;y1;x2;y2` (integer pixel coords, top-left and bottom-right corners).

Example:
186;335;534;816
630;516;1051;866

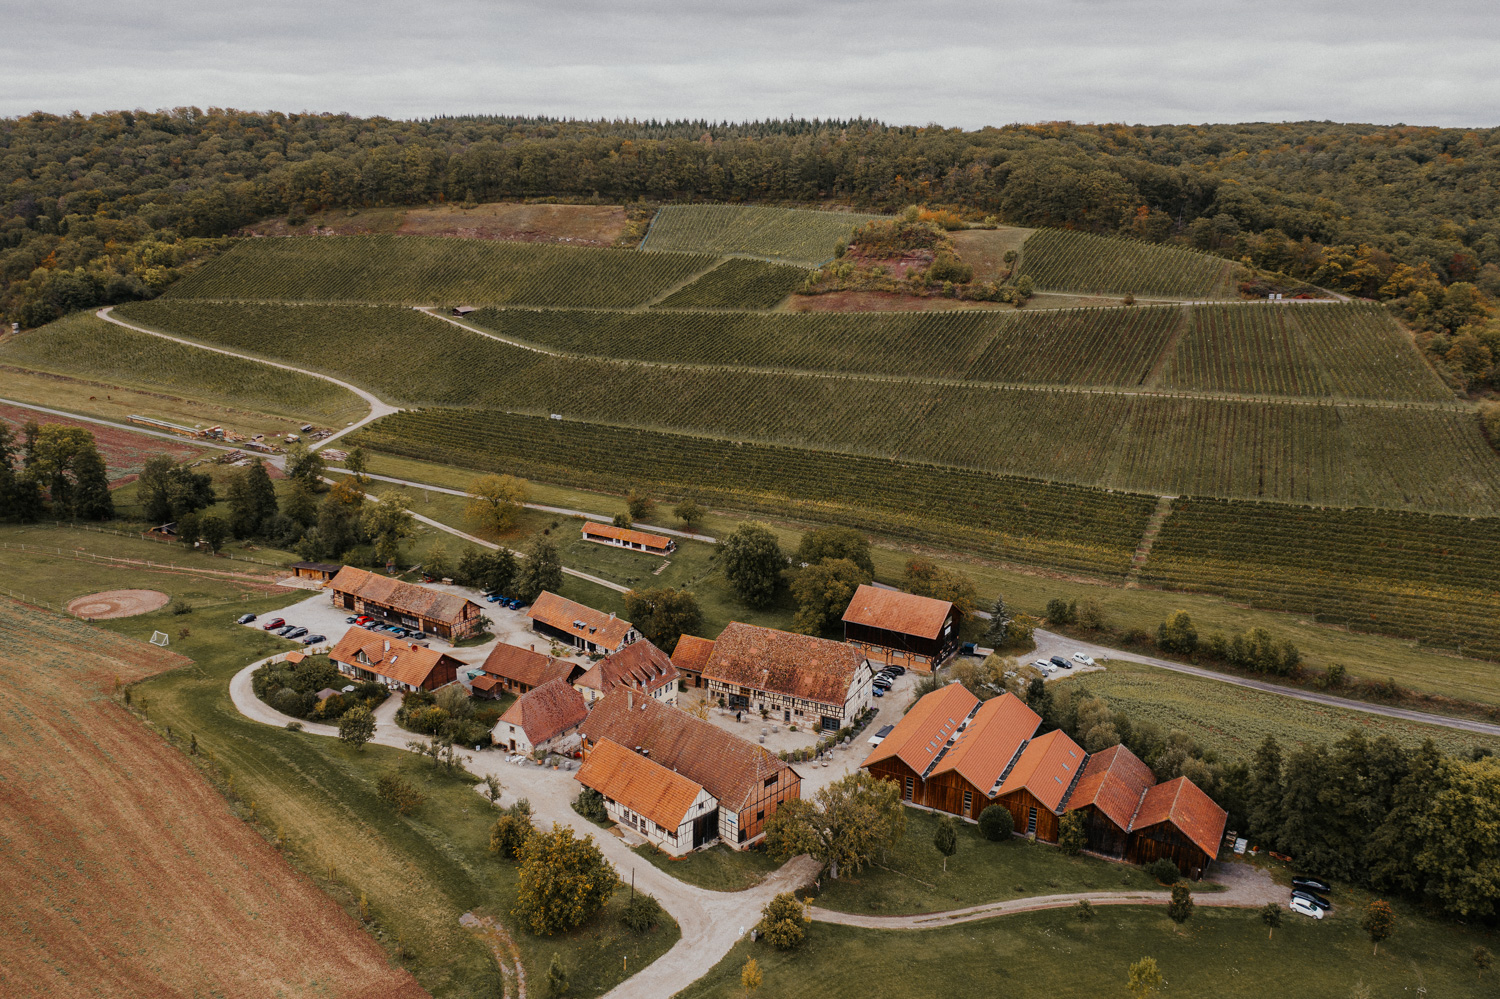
6;110;1500;330
0;420;113;521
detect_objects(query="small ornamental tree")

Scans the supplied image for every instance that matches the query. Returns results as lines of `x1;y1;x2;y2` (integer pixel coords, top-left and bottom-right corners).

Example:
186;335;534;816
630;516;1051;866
978;804;1014;841
934;816;958;872
489;801;535;860
1075;898;1095;921
741;957;763;997
1059;810;1086;856
1126;956;1163;999
1146;858;1180;885
1260;902;1282;940
620;891;663;933
757;892;809;950
1474;945;1493;979
673;498;704;532
514;823;621;935
376;773;426;815
545;953;569;998
1167;884;1194;924
338;704;375;751
625;489;654;521
1361;899;1394;955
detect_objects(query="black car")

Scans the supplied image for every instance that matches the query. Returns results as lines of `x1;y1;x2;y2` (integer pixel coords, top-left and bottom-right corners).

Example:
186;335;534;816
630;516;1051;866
1049;656;1072;670
301;633;326;645
345;615;359;624
237;613;257;625
1291;889;1331;911
884;665;906;676
1291;876;1331;894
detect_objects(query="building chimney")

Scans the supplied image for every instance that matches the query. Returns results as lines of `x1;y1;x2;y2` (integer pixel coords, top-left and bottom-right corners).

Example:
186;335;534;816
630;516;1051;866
628;689;633;710
384;640;390;652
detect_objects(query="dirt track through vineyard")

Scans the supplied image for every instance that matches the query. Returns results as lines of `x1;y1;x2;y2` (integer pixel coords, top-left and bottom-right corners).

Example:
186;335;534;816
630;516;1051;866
0;597;427;999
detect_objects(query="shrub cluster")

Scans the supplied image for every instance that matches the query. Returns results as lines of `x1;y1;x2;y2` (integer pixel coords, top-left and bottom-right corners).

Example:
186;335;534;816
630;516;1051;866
251;657;386;721
395;685;499;746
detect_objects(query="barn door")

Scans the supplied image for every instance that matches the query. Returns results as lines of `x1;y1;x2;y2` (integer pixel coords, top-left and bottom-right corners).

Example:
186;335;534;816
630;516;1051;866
1027;807;1038;835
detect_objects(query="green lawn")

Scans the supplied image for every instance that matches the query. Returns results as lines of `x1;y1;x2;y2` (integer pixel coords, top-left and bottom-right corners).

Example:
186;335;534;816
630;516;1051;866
676;899;1497;999
336;451;1500;706
1055;660;1500;761
632;843;783;893
813;807;1166;916
118;597;678;999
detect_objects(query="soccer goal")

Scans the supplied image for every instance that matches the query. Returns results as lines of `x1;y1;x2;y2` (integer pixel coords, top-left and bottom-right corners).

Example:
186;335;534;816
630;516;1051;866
149;631;170;647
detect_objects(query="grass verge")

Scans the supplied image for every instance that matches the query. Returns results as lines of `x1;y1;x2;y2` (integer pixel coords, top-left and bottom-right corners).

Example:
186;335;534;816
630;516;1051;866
632;843;783;893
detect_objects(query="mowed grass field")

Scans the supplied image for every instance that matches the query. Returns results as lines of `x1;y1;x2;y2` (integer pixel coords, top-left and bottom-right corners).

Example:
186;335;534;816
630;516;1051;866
0;597;427;999
676;900;1496;999
1055;661;1500;759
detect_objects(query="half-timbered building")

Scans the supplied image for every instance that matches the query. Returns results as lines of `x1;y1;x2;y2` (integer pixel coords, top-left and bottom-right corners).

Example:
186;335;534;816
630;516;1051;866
841;584;960;671
701;622;873;732
575;738;719;855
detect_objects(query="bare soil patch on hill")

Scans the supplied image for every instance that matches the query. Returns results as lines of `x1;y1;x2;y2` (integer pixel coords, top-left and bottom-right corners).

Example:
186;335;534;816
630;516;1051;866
242;203;627;246
67;588;171;619
0;598;426;999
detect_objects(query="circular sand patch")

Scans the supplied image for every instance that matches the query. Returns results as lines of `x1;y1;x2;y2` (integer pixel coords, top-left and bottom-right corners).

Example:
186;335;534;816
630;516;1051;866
67;589;172;620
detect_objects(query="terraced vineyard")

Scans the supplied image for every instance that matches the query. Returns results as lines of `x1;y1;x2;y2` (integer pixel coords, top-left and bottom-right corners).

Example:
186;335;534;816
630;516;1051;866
117;299;1500;514
1019;228;1238;299
1162;303;1454;400
1142;498;1500;660
163;235;718;307
347;409;1159;579
640;205;884;264
0;311;364;422
653;258;809;309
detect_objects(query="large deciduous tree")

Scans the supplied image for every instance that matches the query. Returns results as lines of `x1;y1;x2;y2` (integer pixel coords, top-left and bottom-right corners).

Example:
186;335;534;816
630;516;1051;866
900;558;976;618
763;771;905;879
514;823;621;935
720;522;785;609
788;557;865;635
514;534;564;605
794;525;874;579
466;473;529;535
361;491;416;567
138;453;215;524
623;586;701;654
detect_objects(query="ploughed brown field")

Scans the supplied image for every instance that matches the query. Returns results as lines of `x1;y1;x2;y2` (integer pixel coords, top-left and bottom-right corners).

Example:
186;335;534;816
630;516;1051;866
0;597;427;999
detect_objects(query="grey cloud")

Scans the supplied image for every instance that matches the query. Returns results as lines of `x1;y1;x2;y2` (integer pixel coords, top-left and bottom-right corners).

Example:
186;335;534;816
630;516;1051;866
3;1;1498;126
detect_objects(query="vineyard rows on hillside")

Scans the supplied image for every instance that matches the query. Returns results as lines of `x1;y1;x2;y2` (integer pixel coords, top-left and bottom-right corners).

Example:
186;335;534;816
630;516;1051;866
117;299;1500;515
0;311;363;422
652;257;809;309
347;408;1158;579
1143;498;1500;661
640;204;884;264
1163;303;1454;401
1019;228;1238;298
163;236;718;308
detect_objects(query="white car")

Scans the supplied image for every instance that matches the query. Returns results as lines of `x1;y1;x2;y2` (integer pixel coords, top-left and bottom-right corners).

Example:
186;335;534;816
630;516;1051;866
1032;659;1055;674
1289;897;1323;919
1071;652;1096;667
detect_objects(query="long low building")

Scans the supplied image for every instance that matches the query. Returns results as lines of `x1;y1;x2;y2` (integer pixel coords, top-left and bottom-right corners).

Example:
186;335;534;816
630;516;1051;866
579;690;800;849
581;522;676;556
527;591;638;656
576;738;719;855
701;622;873;732
328;566;484;641
330;626;463;692
477;642;582;698
862;685;1227;878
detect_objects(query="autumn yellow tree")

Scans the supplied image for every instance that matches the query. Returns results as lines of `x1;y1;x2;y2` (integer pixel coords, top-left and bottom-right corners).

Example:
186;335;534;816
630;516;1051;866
466;474;529;535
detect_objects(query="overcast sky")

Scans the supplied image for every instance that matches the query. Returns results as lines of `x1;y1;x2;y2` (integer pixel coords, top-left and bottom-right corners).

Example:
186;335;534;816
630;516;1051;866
5;1;1499;128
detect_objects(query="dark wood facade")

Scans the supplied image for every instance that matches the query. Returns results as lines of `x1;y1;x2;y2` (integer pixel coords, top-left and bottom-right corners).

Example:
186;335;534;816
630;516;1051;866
994;787;1060;843
1073;803;1130;858
1126;822;1214;880
730;765;801;846
844;618;958;672
866;758;989;824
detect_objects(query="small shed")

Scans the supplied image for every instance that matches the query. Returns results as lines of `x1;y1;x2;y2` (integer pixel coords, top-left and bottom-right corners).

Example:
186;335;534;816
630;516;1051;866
290;561;342;583
452;306;478;317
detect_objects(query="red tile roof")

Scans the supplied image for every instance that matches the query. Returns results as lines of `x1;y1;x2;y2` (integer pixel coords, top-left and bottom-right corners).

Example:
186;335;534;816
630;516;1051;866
703;622;868;707
860;683;979;775
1130;777;1228;859
576;738;707;830
841;584;954;640
481;642;578;689
582;522;674;550
577;639;678;696
997;729;1086;812
1065;744;1156;831
580;691;796;812
499;678;589;746
671;635;715;675
930;692;1039;792
329;626;462;688
471;674;501;693
329;566;478;625
528;591;635;650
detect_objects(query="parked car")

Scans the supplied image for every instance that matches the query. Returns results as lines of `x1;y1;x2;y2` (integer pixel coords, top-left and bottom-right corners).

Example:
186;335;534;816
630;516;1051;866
872;687;885;698
275;625;296;636
286;627;308;639
1291;876;1332;893
237;613;257;625
884;665;906;676
262;617;285;631
873;678;893;691
1289;897;1324;919
410;631;427;641
505;598;522;610
1071;652;1096;667
355;615;374;625
345;615;359;624
301;634;326;645
389;627;408;638
1291;890;1331;911
1032;659;1055;673
485;593;502;603
1050;656;1072;670
961;642;977;656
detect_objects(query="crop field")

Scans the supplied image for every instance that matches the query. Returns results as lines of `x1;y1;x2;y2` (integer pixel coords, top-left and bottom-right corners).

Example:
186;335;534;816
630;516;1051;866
652;257;809;308
348;409;1158;579
1162;303;1454;400
0;598;425;999
162;235;718;307
640;204;885;264
1142;497;1500;661
0;402;205;480
1019;228;1239;298
0;311;365;424
118;300;1500;514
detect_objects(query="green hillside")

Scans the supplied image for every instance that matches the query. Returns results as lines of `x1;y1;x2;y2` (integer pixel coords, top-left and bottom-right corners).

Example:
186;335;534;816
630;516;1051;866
640;204;884;264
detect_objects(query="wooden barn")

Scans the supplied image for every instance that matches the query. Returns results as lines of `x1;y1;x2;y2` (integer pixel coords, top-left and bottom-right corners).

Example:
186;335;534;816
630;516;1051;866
327;566;483;641
1125;777;1228;880
1063;743;1157;858
527;591;639;656
289;561;342;583
579;689;799;848
991;729;1087;841
841;584;959;671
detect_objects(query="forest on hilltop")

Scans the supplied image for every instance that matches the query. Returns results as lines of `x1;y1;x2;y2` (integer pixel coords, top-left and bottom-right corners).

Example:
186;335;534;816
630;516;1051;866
2;111;1499;362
